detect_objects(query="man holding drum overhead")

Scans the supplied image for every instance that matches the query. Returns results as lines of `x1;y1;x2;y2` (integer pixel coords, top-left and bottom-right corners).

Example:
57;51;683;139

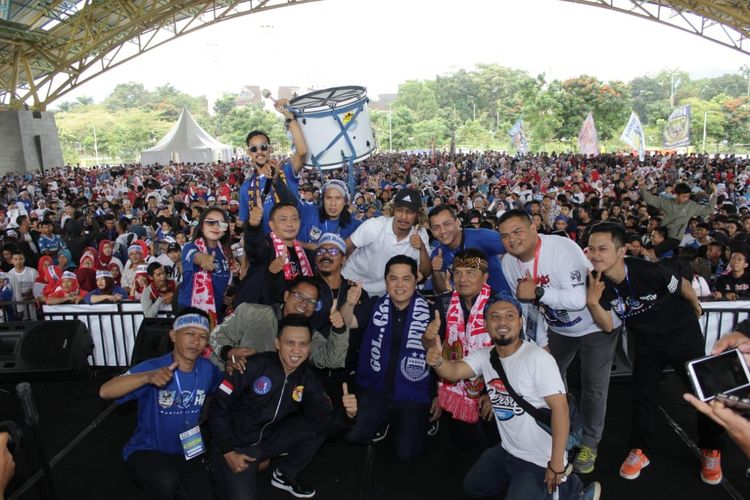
238;98;308;233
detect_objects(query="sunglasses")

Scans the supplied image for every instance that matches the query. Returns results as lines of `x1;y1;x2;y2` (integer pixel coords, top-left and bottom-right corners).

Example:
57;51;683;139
249;144;270;153
315;247;342;257
204;219;228;231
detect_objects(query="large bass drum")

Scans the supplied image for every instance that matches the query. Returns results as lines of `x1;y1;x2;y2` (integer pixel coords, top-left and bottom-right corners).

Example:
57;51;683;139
287;86;376;170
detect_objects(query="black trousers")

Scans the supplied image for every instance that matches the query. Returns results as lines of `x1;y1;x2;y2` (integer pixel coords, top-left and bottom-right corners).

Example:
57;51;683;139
126;450;215;500
629;326;723;453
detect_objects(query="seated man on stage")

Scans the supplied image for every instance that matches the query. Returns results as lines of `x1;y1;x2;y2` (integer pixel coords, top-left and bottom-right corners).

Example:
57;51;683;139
99;308;222;500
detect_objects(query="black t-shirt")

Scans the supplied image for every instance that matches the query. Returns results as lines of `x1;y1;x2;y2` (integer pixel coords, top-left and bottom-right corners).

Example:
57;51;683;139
715;272;750;298
598;257;697;338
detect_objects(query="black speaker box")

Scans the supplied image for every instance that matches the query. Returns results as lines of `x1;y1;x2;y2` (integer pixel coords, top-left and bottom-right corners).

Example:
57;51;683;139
0;321;93;376
130;318;174;367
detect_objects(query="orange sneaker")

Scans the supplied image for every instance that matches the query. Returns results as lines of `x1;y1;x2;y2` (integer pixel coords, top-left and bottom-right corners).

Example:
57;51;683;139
700;449;722;485
619;449;650;480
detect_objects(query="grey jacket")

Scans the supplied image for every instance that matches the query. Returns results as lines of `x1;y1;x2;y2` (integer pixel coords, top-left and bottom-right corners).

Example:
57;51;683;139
639;188;717;241
209;302;349;370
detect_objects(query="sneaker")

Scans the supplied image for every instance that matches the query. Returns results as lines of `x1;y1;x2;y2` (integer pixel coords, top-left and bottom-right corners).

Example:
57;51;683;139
573;445;597;474
372;423;390;443
581;481;601;500
619;449;650;480
271;469;316;498
700;449;722;485
427;420;440;437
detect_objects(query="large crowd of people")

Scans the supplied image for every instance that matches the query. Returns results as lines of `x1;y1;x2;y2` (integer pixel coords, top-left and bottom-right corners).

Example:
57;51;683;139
1;105;750;499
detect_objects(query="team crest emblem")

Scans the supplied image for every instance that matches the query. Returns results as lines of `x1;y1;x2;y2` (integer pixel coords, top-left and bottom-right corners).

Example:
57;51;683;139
253;376;272;395
570;270;582;282
292;385;304;402
158;390;175;408
400;352;429;382
309;226;322;241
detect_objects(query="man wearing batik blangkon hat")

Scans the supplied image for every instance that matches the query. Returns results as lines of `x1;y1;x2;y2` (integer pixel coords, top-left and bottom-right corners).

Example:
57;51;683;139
298;180;362;249
423;249;499;449
100;307;222;500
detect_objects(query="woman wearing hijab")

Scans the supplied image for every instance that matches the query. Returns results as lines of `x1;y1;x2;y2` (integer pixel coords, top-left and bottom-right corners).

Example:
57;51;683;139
97;240;123;272
75;249;98;293
83;270;127;304
57;248;77;271
46;271;86;305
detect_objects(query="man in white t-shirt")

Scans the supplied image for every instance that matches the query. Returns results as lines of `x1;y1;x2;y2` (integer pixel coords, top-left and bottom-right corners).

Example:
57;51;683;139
7;249;38;319
498;209;621;475
342;189;431;297
426;293;600;499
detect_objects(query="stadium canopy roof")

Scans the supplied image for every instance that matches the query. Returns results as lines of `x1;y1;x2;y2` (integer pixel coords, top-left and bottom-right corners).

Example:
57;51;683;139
0;0;748;111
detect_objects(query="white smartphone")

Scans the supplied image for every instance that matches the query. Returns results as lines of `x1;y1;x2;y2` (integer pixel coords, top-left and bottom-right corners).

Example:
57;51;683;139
686;349;750;402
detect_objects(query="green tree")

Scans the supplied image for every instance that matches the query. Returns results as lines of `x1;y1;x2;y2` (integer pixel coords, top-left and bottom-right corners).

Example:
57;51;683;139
392;80;439;122
723;96;750;148
457;119;492;149
104;82;148;111
413;118;449;149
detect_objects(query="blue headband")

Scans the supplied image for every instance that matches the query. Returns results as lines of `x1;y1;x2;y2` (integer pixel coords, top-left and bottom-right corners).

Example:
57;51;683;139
483;291;524;317
173;313;210;332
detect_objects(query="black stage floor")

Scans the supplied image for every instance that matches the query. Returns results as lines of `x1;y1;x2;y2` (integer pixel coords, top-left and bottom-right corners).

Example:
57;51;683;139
1;369;748;500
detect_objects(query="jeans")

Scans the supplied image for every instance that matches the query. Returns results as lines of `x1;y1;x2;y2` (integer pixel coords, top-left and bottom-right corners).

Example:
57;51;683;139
629;328;723;452
464;444;583;499
212;415;326;500
125;450;215;500
548;328;620;448
344;389;430;462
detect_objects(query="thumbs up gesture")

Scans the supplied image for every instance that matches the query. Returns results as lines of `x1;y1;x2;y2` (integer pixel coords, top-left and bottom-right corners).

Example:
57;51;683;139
516;270;536;301
432;248;444;271
346;281;363;307
423;309;442;343
249;191;264;227
409;232;424;250
329;299;344;329
426;335;443;368
342;382;357;418
148;361;177;387
268;246;288;274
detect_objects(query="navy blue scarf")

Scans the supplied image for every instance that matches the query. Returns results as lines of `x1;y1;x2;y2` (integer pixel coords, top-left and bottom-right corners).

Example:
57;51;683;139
357;294;433;404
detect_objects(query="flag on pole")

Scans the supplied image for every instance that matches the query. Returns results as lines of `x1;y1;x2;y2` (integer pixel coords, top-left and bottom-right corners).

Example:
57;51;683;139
577;112;600;156
0;0;10;21
507;118;528;155
620;112;646;161
662;104;691;148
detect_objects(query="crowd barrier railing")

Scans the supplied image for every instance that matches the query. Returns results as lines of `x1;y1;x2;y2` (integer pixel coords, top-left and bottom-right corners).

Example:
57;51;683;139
41;302;173;367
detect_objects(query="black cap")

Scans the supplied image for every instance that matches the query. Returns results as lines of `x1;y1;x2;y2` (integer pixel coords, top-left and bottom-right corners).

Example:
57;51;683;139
393;188;422;211
167;243;181;253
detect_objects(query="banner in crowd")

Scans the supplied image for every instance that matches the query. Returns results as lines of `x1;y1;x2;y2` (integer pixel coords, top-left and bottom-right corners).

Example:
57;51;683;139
0;0;9;21
620;112;646;161
662;104;691;148
507;118;528;155
577;112;600;156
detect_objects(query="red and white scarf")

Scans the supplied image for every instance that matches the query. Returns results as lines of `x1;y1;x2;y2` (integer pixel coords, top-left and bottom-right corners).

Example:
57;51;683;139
191;238;222;327
438;282;493;423
269;232;313;281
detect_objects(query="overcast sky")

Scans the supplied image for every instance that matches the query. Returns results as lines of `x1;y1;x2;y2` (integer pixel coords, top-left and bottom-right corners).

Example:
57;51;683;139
58;0;749;107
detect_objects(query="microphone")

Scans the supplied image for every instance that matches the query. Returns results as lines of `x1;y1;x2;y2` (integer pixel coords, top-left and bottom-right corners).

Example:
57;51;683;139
16;382;39;427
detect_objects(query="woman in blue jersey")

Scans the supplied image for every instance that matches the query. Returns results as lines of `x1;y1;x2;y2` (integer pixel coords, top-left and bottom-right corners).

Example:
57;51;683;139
298;180;362;249
178;208;236;324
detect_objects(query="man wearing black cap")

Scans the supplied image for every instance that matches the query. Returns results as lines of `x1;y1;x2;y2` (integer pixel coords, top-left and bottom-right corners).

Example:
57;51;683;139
342;188;431;297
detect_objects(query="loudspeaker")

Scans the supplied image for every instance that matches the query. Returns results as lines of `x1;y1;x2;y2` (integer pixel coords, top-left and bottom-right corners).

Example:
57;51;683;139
131;318;174;367
0;321;93;375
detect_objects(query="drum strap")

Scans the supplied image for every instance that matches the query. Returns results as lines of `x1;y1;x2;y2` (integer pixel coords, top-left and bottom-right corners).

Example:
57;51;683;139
248;168;287;208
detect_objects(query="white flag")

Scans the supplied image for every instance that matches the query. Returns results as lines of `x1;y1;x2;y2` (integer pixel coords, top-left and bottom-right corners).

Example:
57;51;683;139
578;112;599;156
620;112;646;161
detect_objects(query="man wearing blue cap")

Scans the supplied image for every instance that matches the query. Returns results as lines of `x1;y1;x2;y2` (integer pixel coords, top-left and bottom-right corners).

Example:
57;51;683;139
425;294;601;500
100;307;223;500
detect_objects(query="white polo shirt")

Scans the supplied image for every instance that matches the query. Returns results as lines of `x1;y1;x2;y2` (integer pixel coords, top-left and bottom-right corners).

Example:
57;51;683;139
342;216;429;297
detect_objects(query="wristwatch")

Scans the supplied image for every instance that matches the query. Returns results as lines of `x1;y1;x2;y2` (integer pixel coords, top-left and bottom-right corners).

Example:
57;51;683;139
534;286;545;302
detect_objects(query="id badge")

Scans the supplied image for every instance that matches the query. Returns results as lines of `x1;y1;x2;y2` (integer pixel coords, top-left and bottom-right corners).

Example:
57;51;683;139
525;305;540;342
179;425;205;460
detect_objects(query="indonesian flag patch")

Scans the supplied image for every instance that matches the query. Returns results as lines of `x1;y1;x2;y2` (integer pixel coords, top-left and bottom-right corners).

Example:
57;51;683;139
219;380;234;395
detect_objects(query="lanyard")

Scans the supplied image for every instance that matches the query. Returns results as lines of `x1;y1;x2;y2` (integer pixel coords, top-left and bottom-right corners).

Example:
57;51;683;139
174;366;199;426
517;237;542;283
612;265;639;320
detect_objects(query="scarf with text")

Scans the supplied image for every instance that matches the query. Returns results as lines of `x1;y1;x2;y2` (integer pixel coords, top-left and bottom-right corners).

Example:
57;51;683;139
269;231;313;281
439;283;493;423
191;237;222;328
357;294;433;404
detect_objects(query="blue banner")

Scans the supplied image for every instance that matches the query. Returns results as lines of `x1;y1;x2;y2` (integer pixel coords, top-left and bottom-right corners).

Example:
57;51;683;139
507;118;528;155
663;104;691;148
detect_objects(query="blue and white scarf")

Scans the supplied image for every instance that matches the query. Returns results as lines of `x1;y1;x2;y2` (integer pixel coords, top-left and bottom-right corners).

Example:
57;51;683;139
357;294;433;404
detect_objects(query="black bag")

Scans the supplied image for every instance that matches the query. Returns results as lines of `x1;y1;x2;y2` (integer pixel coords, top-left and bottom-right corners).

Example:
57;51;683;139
489;348;583;451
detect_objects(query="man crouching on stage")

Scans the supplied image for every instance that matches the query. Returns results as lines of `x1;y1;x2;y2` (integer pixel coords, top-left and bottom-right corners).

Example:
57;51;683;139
208;314;357;499
99;307;222;500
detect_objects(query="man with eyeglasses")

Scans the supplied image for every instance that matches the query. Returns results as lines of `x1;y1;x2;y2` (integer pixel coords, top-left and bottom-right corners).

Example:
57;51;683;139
498;209;621;475
238;98;308;232
210;275;349;373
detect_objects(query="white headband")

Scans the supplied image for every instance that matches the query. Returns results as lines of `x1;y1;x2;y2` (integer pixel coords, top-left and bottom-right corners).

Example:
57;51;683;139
173;313;209;332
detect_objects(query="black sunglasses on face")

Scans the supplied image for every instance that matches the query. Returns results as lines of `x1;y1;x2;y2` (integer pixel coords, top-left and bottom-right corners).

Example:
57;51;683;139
249;144;269;153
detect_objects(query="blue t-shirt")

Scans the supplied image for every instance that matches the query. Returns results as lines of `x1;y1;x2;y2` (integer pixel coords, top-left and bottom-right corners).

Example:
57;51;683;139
238;162;299;232
298;203;362;244
83;286;128;304
118;353;222;460
430;228;511;294
178;242;231;314
38;234;65;255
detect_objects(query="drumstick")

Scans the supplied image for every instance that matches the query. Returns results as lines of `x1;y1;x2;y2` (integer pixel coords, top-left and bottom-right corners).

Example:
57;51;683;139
262;89;277;104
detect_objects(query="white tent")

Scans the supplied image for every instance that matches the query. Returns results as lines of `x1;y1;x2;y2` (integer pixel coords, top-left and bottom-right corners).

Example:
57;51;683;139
141;107;234;165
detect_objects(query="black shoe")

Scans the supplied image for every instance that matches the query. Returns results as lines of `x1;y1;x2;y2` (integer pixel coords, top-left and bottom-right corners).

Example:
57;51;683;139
271;469;316;498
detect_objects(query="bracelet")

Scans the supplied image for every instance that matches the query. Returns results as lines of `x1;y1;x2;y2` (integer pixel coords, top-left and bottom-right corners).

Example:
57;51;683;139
430;357;444;369
547;461;565;476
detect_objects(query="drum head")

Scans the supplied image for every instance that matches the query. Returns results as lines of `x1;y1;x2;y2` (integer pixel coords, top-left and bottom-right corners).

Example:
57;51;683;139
290;86;366;112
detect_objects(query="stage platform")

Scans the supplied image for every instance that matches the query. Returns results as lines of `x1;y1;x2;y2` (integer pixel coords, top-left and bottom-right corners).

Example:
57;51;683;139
1;369;748;500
